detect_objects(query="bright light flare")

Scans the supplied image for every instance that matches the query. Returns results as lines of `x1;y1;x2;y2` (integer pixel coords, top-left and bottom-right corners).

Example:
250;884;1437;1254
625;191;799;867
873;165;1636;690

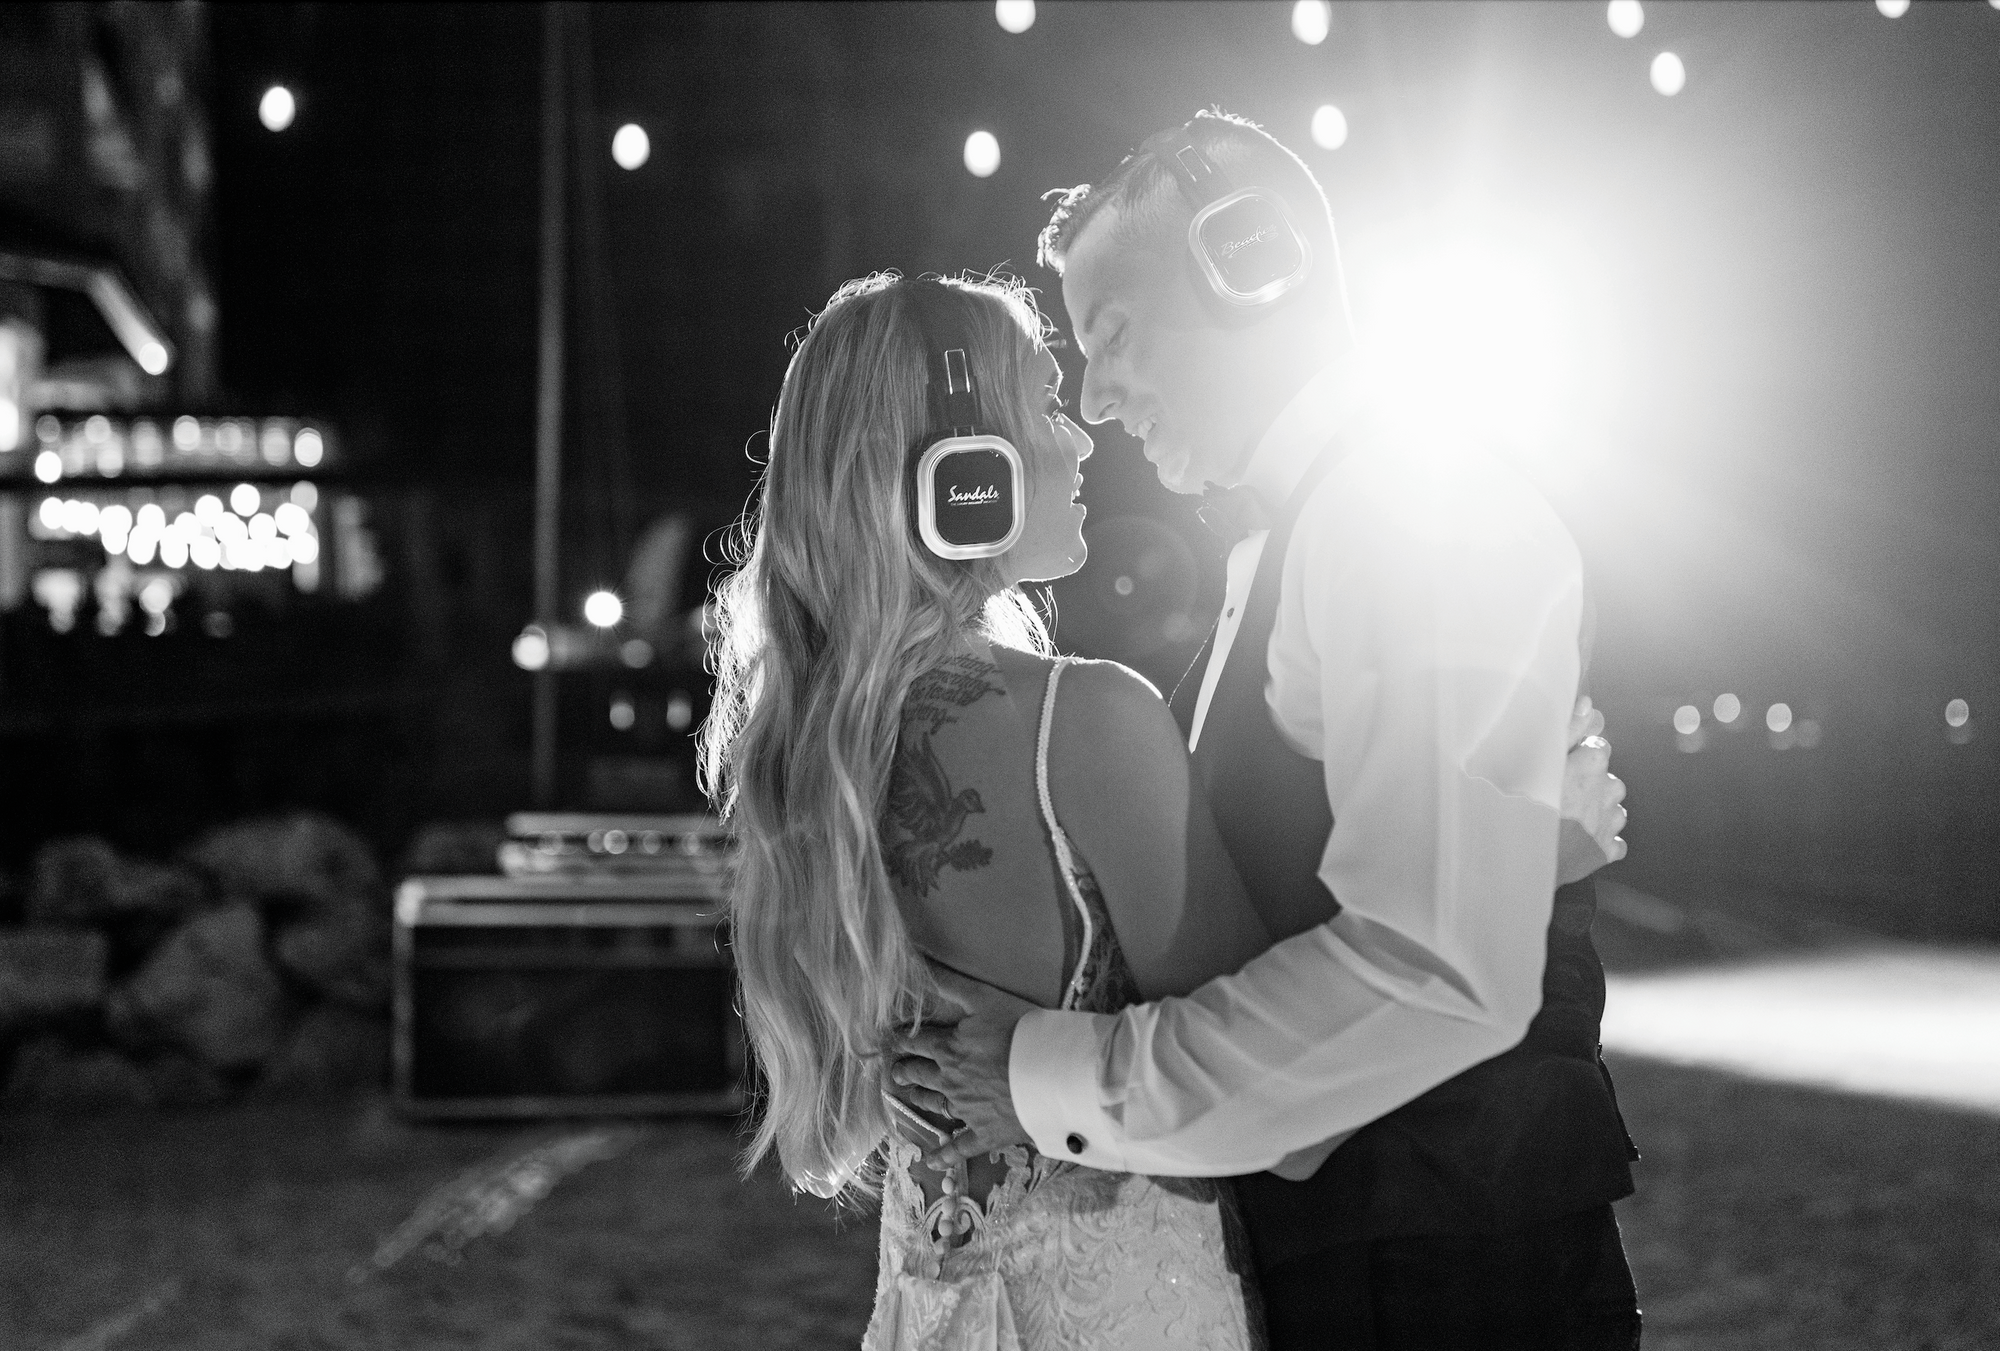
295;427;324;467
995;0;1035;34
1607;0;1644;38
259;85;296;132
136;341;169;376
1946;698;1970;728
1650;51;1686;97
583;589;624;628
1765;701;1793;734
1604;941;2000;1116
230;483;260;517
1291;0;1331;45
1875;0;1911;15
1353;225;1586;457
963;130;1000;179
1713;692;1742;724
34;450;60;483
1672;704;1700;735
611;123;649;170
1310;104;1348;151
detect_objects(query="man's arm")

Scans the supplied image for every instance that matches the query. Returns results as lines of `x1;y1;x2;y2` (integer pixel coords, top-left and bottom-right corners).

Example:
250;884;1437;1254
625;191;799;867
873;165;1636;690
999;456;1585;1177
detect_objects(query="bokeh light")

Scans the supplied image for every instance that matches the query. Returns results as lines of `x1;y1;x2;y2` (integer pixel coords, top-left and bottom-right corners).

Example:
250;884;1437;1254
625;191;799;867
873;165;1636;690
294;427;324;467
994;0;1035;34
963;130;1000;178
1875;0;1911;16
1714;692;1742;724
584;589;624;628
136;341;169;376
1673;704;1701;735
1766;702;1793;734
259;85;296;133
512;625;551;671
1946;698;1970;728
1310;104;1349;151
611;123;650;170
1607;0;1644;38
1650;51;1686;97
34;449;60;483
609;696;637;731
230;483;260;517
1291;0;1331;46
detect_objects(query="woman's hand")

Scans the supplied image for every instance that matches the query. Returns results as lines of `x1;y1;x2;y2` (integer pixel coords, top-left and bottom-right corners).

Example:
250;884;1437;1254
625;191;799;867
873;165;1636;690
1557;696;1629;885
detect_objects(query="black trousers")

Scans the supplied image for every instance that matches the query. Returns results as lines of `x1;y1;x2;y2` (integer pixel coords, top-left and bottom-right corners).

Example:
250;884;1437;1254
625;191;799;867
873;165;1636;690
1259;1205;1642;1351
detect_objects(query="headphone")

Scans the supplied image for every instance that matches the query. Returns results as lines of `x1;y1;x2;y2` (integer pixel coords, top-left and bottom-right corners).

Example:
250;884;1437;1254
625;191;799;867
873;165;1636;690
902;282;1026;561
1164;135;1313;309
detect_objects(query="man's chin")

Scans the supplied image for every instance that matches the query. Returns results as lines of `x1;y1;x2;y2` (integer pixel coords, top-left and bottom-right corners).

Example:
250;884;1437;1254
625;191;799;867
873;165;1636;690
1146;446;1201;496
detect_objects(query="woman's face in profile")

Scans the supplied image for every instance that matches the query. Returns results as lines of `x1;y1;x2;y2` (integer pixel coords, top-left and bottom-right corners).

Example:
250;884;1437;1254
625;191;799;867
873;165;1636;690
1002;345;1094;585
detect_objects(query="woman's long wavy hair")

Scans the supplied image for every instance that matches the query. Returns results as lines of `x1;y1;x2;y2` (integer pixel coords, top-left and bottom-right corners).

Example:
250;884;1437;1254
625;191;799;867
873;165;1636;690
699;273;1055;1199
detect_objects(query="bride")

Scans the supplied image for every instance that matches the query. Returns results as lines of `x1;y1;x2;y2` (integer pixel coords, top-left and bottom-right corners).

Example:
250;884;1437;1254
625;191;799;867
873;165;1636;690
700;271;1272;1348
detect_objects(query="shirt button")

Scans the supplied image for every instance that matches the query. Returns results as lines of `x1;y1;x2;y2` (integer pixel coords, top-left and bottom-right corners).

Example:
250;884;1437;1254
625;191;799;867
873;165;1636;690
1224;607;1235;618
1066;1133;1087;1155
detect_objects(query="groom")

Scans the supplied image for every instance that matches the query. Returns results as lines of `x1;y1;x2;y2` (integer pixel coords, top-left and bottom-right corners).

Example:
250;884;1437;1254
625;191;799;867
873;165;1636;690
893;111;1641;1349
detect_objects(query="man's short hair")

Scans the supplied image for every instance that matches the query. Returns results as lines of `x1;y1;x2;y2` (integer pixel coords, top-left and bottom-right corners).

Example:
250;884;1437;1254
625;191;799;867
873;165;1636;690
1037;109;1337;285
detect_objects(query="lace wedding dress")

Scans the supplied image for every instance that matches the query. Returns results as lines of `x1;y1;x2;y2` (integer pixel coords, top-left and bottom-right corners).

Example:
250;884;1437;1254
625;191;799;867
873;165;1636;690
863;659;1259;1351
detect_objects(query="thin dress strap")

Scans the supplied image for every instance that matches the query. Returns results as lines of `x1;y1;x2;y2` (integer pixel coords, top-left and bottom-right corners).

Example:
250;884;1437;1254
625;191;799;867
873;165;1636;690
1035;658;1095;1012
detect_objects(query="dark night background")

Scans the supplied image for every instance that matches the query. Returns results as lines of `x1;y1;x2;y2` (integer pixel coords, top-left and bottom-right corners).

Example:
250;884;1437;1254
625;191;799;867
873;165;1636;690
4;0;1998;934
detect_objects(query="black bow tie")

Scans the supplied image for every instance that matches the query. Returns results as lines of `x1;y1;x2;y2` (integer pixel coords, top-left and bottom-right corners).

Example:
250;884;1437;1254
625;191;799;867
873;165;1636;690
1198;483;1270;546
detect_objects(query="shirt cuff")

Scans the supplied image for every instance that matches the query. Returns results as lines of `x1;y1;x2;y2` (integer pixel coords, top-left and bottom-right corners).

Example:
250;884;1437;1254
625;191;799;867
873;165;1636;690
1009;1007;1130;1173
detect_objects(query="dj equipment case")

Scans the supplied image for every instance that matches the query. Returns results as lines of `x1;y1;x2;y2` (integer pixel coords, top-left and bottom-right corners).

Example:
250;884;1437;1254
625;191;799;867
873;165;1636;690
392;868;744;1119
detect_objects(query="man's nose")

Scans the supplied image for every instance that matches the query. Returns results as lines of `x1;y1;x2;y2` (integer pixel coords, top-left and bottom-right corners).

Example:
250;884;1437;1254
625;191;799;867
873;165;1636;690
1078;360;1119;426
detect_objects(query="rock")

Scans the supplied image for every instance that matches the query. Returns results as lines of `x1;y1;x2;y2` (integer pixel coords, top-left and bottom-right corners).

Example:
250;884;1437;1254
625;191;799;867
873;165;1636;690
182;812;383;923
3;1035;155;1109
25;838;208;973
104;902;293;1071
182;813;390;1010
0;928;108;1034
399;820;506;877
258;1004;389;1098
274;916;389;1011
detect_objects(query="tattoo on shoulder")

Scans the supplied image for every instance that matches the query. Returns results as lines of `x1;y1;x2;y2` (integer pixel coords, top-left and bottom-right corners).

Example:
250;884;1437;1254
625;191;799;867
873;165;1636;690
882;657;1004;897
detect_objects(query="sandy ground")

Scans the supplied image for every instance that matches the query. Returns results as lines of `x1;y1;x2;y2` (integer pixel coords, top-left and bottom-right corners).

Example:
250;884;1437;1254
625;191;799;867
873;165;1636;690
3;1056;1996;1350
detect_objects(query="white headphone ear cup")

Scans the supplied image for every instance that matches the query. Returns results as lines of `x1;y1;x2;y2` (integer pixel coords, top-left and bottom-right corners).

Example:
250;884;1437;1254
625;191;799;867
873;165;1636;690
914;437;1025;561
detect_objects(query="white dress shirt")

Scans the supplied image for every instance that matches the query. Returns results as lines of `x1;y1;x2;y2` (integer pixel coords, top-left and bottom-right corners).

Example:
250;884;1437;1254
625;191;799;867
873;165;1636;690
1009;360;1584;1179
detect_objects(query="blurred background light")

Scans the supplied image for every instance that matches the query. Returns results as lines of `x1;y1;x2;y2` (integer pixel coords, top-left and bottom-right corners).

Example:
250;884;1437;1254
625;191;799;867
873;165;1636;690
1607;0;1645;39
611;123;649;170
230;483;260;516
1946;698;1970;728
1766;701;1793;734
963;129;1000;179
1650;51;1686;96
258;84;295;132
1292;0;1331;46
1673;704;1701;735
294;427;324;467
34;450;60;483
583;589;623;628
290;480;319;511
512;625;550;671
994;0;1035;35
136;341;170;376
1714;692;1743;724
1310;104;1349;151
1796;718;1823;749
1875;0;1911;16
608;695;637;731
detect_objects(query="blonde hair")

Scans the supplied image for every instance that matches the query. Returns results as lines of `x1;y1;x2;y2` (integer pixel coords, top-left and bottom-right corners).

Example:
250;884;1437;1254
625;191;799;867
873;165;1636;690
700;273;1054;1198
